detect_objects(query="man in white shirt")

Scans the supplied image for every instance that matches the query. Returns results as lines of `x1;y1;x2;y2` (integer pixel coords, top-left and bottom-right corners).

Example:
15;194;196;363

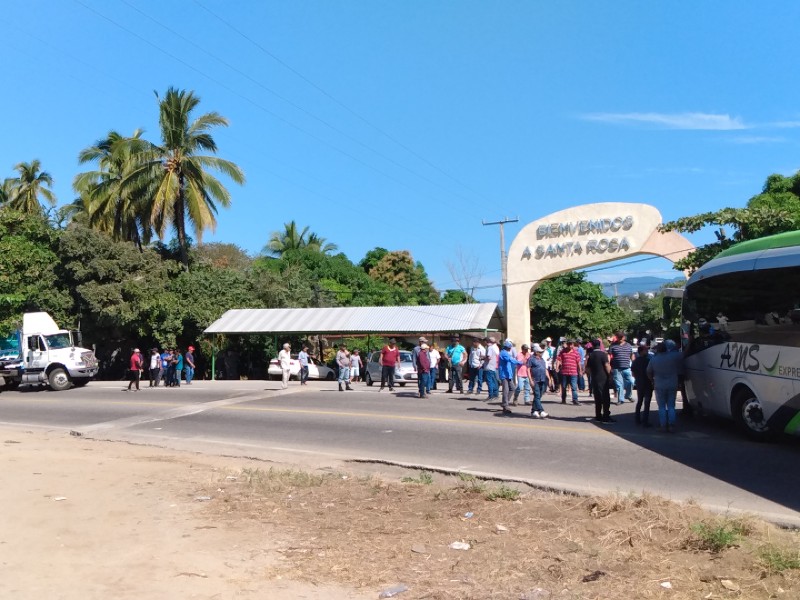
278;343;292;389
428;344;441;393
483;336;500;400
467;339;486;394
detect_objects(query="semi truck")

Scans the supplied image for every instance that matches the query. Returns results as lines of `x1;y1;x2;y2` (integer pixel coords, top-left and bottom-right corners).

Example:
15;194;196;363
0;312;98;391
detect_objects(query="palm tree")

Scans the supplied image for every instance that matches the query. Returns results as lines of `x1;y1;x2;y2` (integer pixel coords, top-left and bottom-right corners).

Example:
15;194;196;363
4;160;56;214
265;220;338;256
0;179;10;205
133;87;245;267
265;220;310;256
73;130;153;249
306;232;338;255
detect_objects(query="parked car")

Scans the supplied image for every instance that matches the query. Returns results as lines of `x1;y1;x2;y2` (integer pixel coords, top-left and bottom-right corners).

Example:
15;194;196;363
364;350;416;387
268;354;335;381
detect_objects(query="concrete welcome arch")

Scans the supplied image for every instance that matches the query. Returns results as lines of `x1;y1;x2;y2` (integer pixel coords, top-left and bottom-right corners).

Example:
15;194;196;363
505;202;694;343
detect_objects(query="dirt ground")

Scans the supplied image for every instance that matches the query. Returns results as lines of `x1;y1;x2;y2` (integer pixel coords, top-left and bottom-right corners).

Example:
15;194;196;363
1;427;798;600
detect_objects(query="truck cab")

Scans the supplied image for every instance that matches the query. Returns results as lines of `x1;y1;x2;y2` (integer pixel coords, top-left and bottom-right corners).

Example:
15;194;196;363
1;312;98;391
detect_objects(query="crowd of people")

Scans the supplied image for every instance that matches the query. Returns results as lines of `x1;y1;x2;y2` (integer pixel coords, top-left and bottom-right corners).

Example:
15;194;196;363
126;346;196;391
133;331;683;433
304;331;684;433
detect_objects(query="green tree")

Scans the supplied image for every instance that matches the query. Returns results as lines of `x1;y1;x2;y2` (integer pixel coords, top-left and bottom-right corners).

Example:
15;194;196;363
530;272;626;340
3;160;57;214
440;289;475;304
193;242;252;271
73;130;153;250
135;87;245;268
359;247;388;273
661;171;800;272
0;209;73;334
265;221;337;256
367;250;438;305
57;223;182;344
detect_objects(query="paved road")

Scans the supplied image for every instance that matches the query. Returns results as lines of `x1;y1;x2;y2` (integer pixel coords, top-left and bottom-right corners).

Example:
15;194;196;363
2;379;799;525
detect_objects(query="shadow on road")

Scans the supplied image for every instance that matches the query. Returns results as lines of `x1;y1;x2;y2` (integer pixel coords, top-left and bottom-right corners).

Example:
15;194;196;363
576;402;799;516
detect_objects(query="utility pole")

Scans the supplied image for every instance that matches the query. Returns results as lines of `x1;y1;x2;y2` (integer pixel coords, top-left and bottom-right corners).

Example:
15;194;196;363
482;216;519;316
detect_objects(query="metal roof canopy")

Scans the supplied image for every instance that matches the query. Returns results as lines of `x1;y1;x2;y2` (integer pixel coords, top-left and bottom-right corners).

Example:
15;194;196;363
204;303;504;336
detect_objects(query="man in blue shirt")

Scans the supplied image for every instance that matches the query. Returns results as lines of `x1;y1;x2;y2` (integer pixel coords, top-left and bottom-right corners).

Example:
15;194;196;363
160;349;172;387
298;345;310;385
445;335;466;394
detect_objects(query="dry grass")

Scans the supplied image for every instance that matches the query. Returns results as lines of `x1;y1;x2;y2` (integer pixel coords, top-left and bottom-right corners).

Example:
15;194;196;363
207;468;800;599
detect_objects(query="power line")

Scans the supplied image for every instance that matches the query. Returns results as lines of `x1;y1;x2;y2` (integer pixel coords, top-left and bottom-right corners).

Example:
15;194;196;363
468;246;693;292
192;0;490;203
71;0;452;205
117;0;480;206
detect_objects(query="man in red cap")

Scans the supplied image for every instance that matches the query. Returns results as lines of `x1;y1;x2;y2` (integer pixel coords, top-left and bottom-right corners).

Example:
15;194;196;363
185;345;196;385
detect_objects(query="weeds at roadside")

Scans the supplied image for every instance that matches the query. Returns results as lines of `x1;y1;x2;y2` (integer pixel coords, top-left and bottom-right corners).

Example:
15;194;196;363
240;467;328;492
760;545;800;572
484;484;521;501
687;518;752;552
456;473;487;495
401;470;434;485
205;464;799;600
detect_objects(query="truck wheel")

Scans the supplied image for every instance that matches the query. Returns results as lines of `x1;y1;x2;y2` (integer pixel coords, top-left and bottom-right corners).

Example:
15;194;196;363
365;372;373;386
48;368;72;391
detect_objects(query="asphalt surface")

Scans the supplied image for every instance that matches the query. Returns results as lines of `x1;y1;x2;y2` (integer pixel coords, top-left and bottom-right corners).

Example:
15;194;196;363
1;378;799;525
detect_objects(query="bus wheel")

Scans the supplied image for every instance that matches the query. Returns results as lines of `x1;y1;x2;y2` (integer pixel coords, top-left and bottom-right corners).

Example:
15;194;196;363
681;396;695;418
48;368;72;391
733;388;771;441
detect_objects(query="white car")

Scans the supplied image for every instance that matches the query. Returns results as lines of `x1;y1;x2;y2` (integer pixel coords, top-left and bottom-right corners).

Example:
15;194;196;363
268;354;335;381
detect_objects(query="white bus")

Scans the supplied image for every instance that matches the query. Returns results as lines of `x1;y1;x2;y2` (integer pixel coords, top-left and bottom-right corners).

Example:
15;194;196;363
681;230;800;440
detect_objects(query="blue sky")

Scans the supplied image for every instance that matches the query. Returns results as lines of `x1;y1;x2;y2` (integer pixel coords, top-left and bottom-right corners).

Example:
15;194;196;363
3;0;800;299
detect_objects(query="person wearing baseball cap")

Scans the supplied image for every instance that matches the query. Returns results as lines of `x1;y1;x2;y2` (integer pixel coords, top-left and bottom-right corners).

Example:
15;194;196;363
498;340;523;413
513;343;532;406
127;347;143;392
527;344;551;418
445;334;466;394
184;345;196;385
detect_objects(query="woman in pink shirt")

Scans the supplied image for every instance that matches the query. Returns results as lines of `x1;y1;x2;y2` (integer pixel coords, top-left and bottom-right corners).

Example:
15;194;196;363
513;344;532;405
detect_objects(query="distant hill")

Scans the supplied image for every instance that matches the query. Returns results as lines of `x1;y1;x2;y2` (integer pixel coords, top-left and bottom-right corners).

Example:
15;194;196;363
600;276;682;297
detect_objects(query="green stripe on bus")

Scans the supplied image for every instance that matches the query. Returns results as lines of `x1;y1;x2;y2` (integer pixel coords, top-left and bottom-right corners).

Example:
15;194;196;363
783;411;800;435
716;230;800;259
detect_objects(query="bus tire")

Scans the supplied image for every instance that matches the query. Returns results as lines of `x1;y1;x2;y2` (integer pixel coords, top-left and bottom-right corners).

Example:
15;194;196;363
681;396;695;418
732;387;771;441
48;368;72;391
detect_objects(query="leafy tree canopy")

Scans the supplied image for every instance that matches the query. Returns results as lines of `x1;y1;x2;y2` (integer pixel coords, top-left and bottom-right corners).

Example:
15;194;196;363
530;272;626;341
0;208;72;334
367;250;438;305
661;171;800;272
